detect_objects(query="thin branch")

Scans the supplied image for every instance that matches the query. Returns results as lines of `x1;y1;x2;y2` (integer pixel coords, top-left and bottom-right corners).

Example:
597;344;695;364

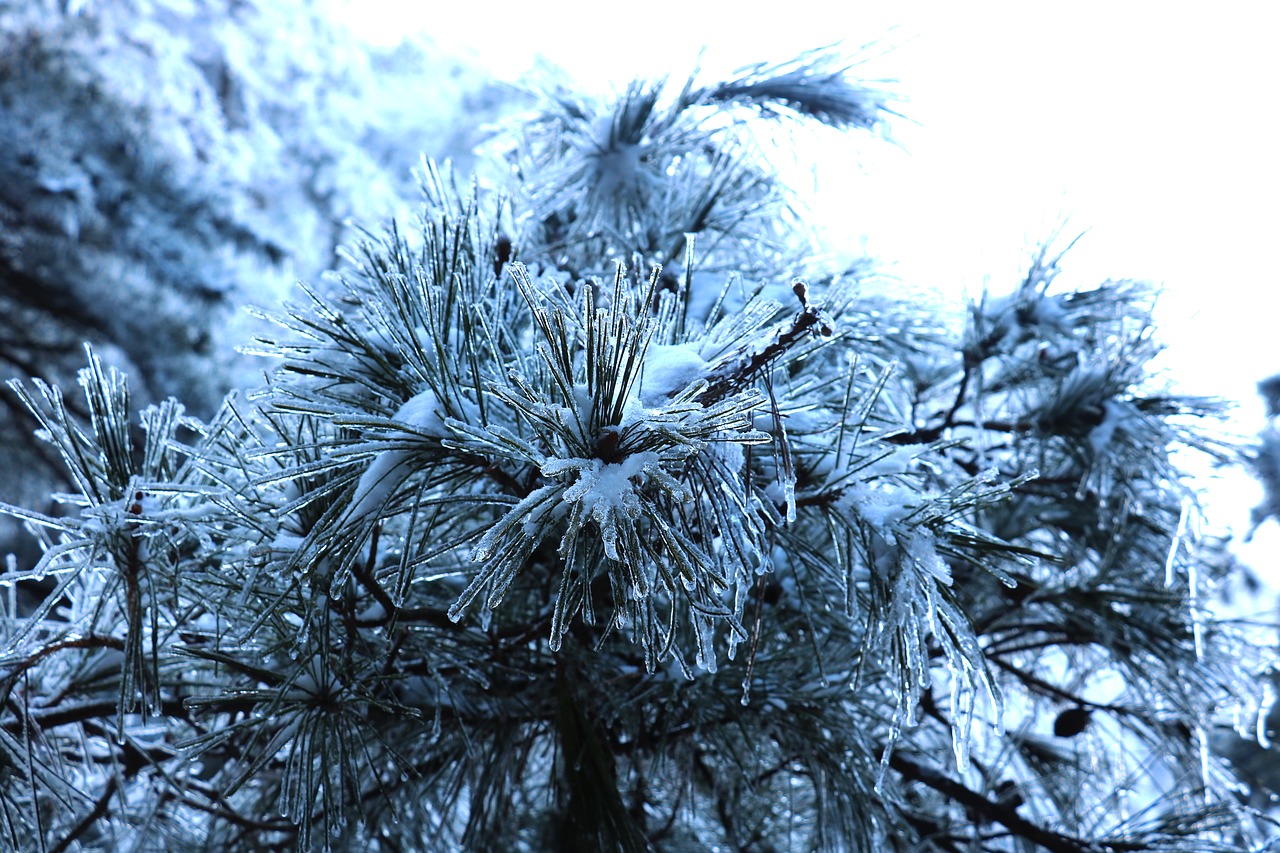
889;753;1105;853
49;776;116;853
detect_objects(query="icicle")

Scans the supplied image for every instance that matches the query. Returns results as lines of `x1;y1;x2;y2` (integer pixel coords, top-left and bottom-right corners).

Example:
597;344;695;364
1188;545;1203;662
782;476;797;524
1259;679;1276;749
765;379;798;524
874;715;903;794
972;357;988;469
950;674;975;772
693;614;717;673
1197;723;1212;801
1164;495;1191;588
549;563;575;653
600;523;620;561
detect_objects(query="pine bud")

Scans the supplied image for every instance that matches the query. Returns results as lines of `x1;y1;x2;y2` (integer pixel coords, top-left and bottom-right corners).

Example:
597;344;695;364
493;234;512;277
1053;707;1092;738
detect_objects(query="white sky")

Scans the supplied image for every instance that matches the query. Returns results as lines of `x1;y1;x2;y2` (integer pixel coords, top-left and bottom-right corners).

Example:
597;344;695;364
340;1;1280;561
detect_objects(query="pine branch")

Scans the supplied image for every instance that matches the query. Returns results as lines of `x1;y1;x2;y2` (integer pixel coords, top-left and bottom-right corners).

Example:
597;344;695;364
889;753;1106;853
48;776;116;853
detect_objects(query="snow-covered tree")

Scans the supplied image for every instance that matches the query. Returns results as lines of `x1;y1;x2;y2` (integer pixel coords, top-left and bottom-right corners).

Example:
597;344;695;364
1;37;1274;852
0;0;508;561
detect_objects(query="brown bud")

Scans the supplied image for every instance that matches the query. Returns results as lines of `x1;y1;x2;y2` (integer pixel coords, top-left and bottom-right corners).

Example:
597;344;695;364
1053;707;1092;738
494;234;512;277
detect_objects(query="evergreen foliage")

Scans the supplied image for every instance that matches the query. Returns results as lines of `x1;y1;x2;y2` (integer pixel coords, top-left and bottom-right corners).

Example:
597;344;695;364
0;0;508;561
1;31;1275;853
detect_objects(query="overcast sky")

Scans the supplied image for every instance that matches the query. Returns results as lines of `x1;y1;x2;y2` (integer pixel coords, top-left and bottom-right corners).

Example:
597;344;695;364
340;2;1280;561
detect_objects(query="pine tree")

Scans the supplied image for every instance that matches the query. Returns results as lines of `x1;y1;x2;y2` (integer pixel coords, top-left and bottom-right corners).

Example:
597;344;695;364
1;41;1274;852
0;0;506;563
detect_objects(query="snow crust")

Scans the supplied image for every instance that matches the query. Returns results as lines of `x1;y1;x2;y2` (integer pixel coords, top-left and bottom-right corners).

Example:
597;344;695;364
637;343;708;406
347;389;446;521
1087;399;1137;456
545;451;660;560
